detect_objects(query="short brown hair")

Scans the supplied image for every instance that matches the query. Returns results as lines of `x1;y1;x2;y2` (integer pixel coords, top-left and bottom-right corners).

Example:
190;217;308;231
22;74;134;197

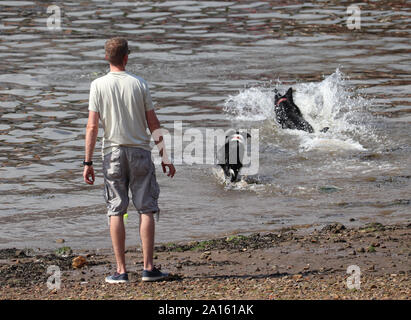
105;37;129;66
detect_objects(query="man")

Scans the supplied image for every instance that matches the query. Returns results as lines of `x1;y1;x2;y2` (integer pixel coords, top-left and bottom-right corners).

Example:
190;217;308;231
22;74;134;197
83;37;175;283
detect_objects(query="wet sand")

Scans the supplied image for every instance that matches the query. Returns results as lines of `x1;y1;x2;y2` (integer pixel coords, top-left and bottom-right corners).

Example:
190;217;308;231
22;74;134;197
1;221;409;300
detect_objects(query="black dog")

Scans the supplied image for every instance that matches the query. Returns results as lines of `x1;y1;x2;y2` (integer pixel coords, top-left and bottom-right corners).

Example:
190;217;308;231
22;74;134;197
217;130;251;182
274;87;328;133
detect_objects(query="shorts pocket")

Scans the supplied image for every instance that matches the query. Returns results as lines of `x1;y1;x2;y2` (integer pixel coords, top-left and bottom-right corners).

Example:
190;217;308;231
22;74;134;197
104;149;122;178
104;183;113;201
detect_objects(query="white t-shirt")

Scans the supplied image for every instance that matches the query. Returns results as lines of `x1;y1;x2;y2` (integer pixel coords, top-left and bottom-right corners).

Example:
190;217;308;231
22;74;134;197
88;71;154;155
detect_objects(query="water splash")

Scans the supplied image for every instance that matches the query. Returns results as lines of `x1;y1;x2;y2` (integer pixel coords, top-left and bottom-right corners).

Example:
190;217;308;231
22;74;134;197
212;167;266;192
224;87;275;121
223;69;376;152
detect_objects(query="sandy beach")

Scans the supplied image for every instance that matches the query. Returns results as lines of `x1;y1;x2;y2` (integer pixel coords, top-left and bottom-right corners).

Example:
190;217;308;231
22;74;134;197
1;221;409;300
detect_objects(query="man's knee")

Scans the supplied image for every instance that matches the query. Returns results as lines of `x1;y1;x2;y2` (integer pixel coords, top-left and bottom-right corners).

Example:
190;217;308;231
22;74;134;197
140;212;155;221
107;213;126;226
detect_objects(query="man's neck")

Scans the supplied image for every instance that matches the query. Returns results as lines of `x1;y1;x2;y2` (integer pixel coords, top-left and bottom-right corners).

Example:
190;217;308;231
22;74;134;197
110;64;125;72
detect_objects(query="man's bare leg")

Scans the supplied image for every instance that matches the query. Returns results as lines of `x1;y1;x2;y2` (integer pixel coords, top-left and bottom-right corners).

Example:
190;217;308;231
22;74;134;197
139;212;155;271
110;215;127;274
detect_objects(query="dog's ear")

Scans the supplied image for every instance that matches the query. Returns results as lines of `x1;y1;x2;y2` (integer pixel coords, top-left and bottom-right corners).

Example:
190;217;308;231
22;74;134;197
285;87;294;103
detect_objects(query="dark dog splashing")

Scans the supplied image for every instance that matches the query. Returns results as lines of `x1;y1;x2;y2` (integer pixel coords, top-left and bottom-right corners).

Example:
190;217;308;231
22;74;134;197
274;87;329;134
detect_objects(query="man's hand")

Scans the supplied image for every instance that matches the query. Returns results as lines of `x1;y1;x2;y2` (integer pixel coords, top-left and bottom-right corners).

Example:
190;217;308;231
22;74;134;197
83;165;95;185
161;162;176;178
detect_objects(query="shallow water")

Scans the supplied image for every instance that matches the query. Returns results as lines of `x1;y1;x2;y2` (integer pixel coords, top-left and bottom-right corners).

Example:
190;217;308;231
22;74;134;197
0;1;410;249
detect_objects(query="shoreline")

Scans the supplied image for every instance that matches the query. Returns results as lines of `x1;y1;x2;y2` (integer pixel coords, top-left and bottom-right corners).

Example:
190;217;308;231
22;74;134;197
0;221;410;300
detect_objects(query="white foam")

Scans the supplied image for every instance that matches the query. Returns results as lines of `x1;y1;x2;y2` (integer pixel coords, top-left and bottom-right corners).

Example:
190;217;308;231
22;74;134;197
300;136;365;152
212;167;266;192
223;69;375;153
223;87;275;121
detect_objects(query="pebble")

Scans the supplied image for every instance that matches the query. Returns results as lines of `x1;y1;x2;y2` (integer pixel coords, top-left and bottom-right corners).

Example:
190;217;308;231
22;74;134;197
15;250;23;257
368;265;376;271
200;251;211;260
72;256;87;269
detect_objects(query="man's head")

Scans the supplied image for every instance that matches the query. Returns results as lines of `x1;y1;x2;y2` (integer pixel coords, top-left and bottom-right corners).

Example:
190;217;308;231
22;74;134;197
105;37;129;68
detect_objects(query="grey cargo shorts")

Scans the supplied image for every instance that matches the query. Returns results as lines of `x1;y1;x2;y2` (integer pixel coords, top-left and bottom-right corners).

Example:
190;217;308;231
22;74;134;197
102;146;160;220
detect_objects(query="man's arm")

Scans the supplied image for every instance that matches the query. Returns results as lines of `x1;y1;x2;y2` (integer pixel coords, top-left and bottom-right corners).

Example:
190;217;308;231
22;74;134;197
83;110;99;184
145;109;176;178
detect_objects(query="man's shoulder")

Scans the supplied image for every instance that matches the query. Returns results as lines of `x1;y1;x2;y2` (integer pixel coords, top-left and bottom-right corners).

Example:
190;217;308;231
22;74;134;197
90;72;150;92
91;73;111;86
125;72;148;86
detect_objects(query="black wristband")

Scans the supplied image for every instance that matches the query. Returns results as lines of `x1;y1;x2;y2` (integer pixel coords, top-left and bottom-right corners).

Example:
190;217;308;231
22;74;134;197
83;161;93;166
